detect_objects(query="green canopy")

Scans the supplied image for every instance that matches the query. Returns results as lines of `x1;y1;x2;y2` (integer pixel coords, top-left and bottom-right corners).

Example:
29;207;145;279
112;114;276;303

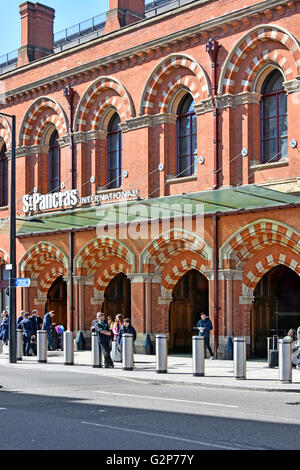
0;184;299;236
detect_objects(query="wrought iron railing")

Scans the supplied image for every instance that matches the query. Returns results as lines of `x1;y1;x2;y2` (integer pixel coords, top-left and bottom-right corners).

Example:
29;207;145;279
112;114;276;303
0;50;18;68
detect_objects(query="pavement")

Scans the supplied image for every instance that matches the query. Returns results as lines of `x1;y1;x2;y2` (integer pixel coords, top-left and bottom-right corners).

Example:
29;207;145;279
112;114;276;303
1;345;300;392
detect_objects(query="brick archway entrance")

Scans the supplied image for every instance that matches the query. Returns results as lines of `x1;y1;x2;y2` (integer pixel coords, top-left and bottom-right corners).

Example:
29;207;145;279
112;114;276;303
251;265;300;357
46;276;67;330
103;273;131;320
169;269;209;353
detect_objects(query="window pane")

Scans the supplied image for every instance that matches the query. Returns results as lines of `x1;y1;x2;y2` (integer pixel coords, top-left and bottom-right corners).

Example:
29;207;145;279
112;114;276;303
192;115;197;134
178;136;190;157
279;116;288;137
280;137;288;158
262;139;277;163
178;155;191;176
263;96;277;117
279;94;287;115
179;117;190;137
263;117;277;139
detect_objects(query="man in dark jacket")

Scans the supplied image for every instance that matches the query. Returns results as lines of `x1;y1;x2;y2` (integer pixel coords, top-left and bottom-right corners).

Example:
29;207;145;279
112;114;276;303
197;313;215;359
117;318;137;346
95;313;114;368
42;311;56;351
20;312;34;356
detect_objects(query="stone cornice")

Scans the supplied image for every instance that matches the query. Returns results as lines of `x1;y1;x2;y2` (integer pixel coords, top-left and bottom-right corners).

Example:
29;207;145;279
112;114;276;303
0;0;297;106
121;113;177;132
283;77;300;93
73;130;107;143
216;92;262;108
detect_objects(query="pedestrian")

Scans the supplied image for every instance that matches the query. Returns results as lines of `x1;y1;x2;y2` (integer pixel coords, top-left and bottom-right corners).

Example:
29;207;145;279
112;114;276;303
29;311;38;356
0;311;9;346
20;312;34;356
32;310;43;331
95;312;114;368
42;310;56;351
106;315;114;351
117;318;137;349
90;312;101;333
17;310;25;329
197;312;215;359
112;314;124;341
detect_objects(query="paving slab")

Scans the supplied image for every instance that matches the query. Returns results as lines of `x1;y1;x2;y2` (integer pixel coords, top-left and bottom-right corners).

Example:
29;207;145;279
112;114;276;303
1;347;300;392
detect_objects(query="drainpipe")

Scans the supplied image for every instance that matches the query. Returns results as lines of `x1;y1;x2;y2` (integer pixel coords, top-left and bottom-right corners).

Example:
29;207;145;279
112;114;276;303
207;39;220;356
206;39;220;190
64;86;75;333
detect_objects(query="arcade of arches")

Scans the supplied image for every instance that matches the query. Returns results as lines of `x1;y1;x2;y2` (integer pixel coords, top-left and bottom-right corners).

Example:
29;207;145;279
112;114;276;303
12;219;300;358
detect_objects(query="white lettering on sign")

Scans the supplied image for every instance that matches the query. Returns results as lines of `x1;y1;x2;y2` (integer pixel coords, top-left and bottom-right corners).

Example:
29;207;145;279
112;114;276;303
23;190;79;214
22;189;140;214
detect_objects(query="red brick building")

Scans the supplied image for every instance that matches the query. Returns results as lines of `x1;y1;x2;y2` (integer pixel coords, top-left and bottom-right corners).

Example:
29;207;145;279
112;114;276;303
1;0;300;356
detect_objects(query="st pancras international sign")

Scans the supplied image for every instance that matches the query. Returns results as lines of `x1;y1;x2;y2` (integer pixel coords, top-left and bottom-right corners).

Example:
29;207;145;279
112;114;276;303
22;188;140;214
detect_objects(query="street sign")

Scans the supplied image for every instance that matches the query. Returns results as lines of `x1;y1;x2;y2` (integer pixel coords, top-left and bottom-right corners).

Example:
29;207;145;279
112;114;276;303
14;278;31;288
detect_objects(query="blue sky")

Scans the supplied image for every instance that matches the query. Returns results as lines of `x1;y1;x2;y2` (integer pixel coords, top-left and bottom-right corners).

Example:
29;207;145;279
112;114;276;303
0;0;110;57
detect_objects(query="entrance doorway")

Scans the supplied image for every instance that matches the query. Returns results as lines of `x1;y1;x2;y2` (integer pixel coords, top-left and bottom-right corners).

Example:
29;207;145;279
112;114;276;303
46;276;67;329
103;273;131;319
169;269;209;353
251;265;300;357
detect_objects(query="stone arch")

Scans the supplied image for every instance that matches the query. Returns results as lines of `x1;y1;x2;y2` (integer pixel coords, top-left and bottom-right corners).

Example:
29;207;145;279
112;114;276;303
220;219;300;270
219;25;300;95
19;97;68;147
19;242;69;278
139;54;210;115
0;115;11;151
74;236;136;276
74;77;135;133
140;228;213;273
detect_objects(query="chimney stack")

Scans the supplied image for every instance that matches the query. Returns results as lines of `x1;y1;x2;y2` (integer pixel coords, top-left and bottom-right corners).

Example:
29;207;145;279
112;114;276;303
18;2;55;67
105;0;145;34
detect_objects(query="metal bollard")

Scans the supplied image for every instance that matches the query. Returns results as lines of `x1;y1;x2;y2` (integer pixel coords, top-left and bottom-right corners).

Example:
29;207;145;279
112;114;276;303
233;337;246;380
37;330;47;363
64;331;74;366
156;334;168;374
17;329;23;361
279;337;292;383
123;333;134;371
192;336;205;377
91;332;102;368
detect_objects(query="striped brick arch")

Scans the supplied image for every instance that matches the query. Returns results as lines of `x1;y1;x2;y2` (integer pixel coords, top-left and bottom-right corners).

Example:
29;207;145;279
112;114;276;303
0;115;12;150
139;54;210;115
220;219;300;270
74;237;135;276
74;77;134;133
243;251;300;294
219;25;300;95
94;258;130;293
38;264;65;294
19;242;68;278
0;248;9;265
161;252;210;297
140;229;213;273
19;97;68;147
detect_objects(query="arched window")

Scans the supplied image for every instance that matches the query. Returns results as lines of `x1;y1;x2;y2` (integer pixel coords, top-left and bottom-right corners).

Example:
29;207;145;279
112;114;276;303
0;144;8;207
48;130;60;193
107;113;122;189
260;70;287;163
177;94;197;177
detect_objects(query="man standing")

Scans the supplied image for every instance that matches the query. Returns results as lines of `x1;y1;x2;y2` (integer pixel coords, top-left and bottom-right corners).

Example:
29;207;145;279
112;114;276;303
42;311;56;351
20;312;34;356
95;313;114;368
197;312;215;359
17;310;25;329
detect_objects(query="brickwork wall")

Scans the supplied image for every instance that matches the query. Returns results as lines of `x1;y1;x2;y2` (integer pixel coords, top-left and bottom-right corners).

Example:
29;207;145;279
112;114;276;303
1;0;300;355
